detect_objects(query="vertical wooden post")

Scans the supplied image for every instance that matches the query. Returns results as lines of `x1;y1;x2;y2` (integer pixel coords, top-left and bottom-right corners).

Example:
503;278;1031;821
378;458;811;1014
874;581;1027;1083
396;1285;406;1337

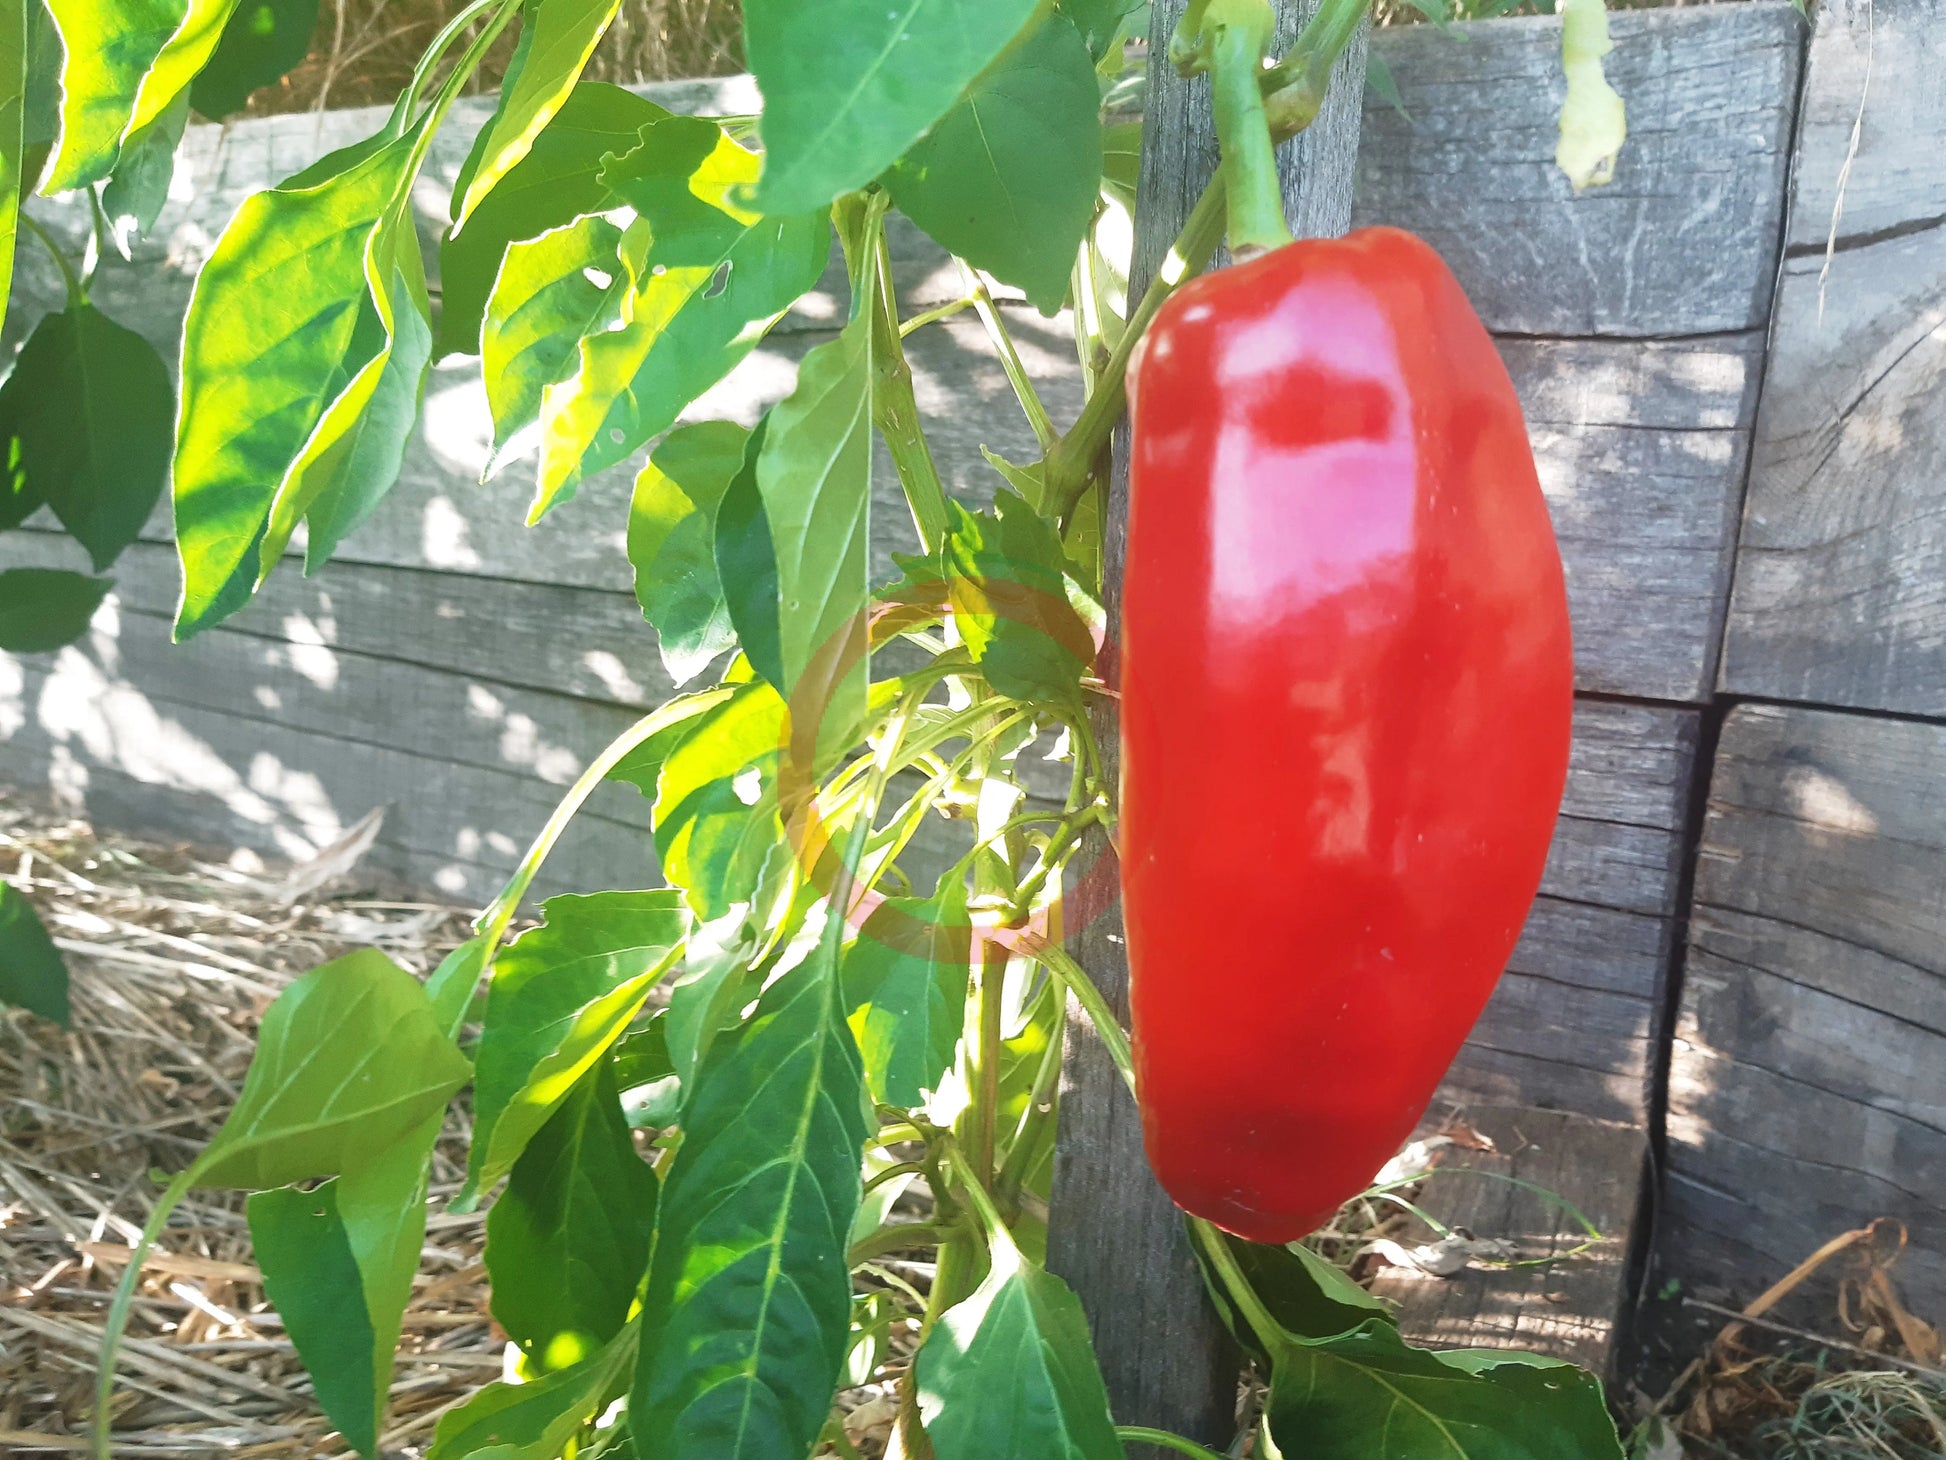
1045;4;1371;1452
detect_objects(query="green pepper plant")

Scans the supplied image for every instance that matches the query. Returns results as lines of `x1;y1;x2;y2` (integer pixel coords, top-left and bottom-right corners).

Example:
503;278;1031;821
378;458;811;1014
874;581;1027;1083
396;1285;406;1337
0;0;1629;1452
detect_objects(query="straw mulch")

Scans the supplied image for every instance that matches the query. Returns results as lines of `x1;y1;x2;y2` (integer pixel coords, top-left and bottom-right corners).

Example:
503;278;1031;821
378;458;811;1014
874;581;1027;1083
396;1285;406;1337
0;792;489;1457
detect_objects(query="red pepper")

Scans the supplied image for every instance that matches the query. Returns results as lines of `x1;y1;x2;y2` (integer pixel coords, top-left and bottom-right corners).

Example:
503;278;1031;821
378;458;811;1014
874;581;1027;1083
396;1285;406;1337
1118;227;1573;1244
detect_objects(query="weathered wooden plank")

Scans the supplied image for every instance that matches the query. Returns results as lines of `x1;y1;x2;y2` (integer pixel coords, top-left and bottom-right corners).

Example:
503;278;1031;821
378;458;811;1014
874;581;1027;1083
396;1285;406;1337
1355;3;1804;337
1663;704;1946;1311
1720;0;1946;715
1374;1107;1647;1375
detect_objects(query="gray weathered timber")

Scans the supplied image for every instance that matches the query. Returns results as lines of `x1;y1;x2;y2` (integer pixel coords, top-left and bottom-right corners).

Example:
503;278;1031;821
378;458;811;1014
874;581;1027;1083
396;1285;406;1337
1664;704;1946;1311
1720;0;1946;715
1042;0;1369;1441
1356;4;1804;337
1372;1107;1648;1376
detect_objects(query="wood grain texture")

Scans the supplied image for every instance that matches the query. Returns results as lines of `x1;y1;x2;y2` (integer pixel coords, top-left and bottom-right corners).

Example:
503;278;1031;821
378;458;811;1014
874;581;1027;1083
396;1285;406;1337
1355;3;1804;337
1721;0;1946;717
1664;705;1946;1311
1373;1107;1648;1375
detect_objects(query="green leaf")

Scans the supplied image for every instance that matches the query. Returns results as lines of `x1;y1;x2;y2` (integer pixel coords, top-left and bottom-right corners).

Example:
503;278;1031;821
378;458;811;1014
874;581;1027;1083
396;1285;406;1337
1194;1234;1392;1364
0;393;43;529
842;879;971;1106
750;303;874;744
0;567;109;651
454;0;622;227
424;933;488;1039
1055;0;1142;61
462;889;687;1205
613;1009;682;1128
44;0;242;192
427;1324;635;1460
437;81;666;358
531;115;828;516
486;1058;655;1371
1555;0;1625;191
1262;1320;1625;1460
938;489;1093;704
627;419;745;685
915;1222;1126;1460
652;678;791;925
885;13;1102;314
247;1183;380;1456
101;88;188;248
172;122;420;638
336;1111;442;1421
189;948;469;1190
0;880;68;1024
0;0;24;341
630;943;868;1458
481;212;623;473
713;413;782;693
6;303;173;570
745;0;1042;215
188;0;317;118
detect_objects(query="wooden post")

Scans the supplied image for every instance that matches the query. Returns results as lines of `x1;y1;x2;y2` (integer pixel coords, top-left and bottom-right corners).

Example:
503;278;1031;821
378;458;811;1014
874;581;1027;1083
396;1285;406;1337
1045;2;1370;1451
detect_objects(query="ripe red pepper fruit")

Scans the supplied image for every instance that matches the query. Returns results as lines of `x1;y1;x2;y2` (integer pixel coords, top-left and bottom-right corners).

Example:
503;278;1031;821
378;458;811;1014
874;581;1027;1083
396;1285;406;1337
1118;227;1573;1244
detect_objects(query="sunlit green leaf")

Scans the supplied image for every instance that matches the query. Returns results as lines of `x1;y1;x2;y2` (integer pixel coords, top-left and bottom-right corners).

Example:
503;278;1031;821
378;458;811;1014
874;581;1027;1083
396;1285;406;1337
5;303;173;570
172;122;421;637
0;880;68;1024
0;567;108;651
454;0;622;226
0;0;24;339
938;488;1093;704
916;1220;1125;1460
652;678;791;925
486;1058;654;1371
336;1110;441;1428
1555;0;1625;191
842;879;971;1106
439;81;663;357
532;115;828;516
745;0;1041;215
631;943;867;1458
189;0;318;118
189;948;469;1190
627;419;745;685
461;889;687;1205
427;1323;635;1460
101;88;187;248
885;13;1101;314
481;212;623;472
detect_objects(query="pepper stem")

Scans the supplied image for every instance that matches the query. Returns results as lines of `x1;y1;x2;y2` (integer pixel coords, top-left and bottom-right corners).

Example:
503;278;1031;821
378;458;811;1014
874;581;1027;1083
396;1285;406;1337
1206;0;1292;257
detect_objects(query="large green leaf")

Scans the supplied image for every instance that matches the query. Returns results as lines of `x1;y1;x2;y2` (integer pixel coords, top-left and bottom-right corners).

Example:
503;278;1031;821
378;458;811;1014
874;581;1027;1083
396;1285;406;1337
627;419;745;685
0;567;109;651
750;304;873;746
0;0;24;340
842;879;971;1106
713;414;782;691
480;212;623;471
189;0;318;118
172;122;420;638
884;13;1101;314
336;1110;442;1431
453;0;622;227
630;941;868;1458
915;1221;1126;1460
744;0;1041;215
0;880;68;1024
531;115;828;516
188;948;469;1190
1194;1233;1392;1368
486;1058;655;1371
101;88;188;247
651;678;791;924
460;889;687;1205
438;81;665;358
1262;1319;1625;1460
937;488;1092;705
6;303;173;570
427;1323;635;1460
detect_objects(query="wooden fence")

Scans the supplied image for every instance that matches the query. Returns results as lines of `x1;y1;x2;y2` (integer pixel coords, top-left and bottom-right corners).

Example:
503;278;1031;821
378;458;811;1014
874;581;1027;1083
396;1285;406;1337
1;0;1941;1343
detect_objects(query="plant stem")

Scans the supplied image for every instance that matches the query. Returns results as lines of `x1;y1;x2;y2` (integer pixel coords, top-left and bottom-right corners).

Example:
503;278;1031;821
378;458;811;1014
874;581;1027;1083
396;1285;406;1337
402;0;504;117
959;259;1057;454
93;1169;198;1457
1021;935;1134;1095
1208;0;1291;256
21;212;84;305
965;937;1011;1185
871;224;953;552
847;1219;957;1266
900;295;976;337
1192;1216;1286;1352
1115;1428;1232;1460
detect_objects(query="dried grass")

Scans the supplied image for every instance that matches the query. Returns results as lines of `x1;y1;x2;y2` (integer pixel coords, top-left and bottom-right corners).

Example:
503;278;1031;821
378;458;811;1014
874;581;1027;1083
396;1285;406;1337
0;791;482;1457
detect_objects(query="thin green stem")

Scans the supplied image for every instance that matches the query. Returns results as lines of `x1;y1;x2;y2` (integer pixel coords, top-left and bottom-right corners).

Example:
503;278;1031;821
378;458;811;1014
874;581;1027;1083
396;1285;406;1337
21;212;84;304
959;259;1057;455
1208;0;1291;255
1192;1216;1285;1352
847;1219;956;1266
900;295;977;337
1115;1428;1232;1460
965;937;1011;1185
950;1143;1012;1239
1022;937;1133;1095
406;0;521;179
871;223;953;552
863;1159;929;1194
93;1168;198;1458
402;0;503;117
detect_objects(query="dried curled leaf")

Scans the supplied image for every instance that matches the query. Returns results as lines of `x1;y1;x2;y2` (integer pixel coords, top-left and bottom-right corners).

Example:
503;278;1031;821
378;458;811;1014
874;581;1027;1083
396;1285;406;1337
1556;0;1626;191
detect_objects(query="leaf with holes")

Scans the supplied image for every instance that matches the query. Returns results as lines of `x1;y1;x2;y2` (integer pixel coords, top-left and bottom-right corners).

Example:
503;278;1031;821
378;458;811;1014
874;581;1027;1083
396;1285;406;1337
627;419;746;685
884;13;1101;313
532;115;827;517
0;880;68;1024
0;567;109;652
